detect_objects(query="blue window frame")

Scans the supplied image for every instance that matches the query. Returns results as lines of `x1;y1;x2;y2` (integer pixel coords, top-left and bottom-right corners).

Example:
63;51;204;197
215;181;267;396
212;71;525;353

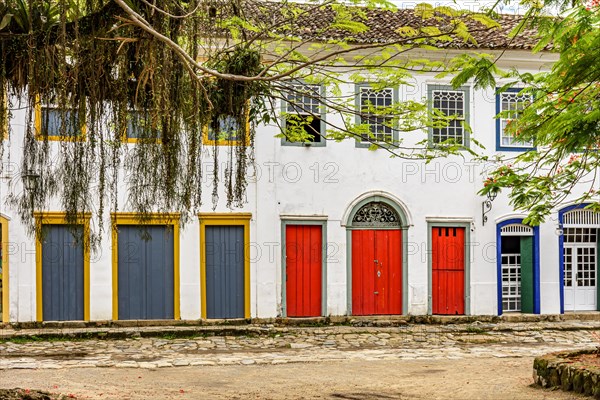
496;88;534;152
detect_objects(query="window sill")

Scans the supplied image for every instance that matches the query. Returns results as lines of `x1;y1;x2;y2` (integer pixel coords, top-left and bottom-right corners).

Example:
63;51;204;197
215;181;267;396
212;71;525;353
280;138;326;147
496;146;535;152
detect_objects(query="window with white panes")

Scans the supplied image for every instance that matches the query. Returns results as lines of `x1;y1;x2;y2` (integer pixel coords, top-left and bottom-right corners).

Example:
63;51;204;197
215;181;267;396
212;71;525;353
283;83;324;144
358;86;394;144
502;253;522;312
428;86;469;146
498;91;533;149
563;227;597;288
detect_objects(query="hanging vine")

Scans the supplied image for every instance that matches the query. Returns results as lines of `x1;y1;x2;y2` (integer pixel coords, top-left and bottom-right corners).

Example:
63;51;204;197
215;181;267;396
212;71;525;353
0;0;525;243
0;0;265;245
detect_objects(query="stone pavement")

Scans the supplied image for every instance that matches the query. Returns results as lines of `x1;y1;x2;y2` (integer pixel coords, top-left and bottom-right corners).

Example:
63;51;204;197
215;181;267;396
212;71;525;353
1;319;599;370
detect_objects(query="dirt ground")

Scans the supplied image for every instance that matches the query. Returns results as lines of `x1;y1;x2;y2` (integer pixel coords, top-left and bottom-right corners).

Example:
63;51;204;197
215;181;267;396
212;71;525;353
0;357;588;400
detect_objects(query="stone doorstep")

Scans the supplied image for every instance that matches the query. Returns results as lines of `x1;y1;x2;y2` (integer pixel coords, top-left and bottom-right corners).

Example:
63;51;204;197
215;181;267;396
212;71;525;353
1;313;599;341
4;312;600;330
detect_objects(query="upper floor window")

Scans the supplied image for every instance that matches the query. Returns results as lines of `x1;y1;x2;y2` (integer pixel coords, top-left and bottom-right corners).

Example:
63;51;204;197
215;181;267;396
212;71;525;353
35;100;85;141
204;114;249;146
428;85;470;147
497;89;533;151
282;83;325;146
124;110;161;143
356;85;396;147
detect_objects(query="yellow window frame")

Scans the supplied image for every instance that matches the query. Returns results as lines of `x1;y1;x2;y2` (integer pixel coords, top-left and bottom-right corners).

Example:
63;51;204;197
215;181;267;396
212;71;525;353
34;211;91;322
121;110;162;144
202;109;251;146
1;94;8;141
34;96;87;141
1;215;9;322
198;213;251;319
111;213;181;320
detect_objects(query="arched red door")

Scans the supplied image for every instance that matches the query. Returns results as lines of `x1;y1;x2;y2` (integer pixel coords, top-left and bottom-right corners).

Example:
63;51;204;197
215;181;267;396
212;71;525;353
351;202;403;315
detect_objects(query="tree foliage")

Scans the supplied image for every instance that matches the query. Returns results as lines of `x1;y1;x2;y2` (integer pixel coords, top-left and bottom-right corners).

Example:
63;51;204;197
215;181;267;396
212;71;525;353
0;0;517;243
476;0;600;225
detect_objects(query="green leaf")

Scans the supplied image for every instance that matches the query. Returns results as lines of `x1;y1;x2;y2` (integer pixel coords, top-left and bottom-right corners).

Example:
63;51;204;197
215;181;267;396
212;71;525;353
415;3;434;19
0;13;12;31
469;13;501;28
396;26;417;37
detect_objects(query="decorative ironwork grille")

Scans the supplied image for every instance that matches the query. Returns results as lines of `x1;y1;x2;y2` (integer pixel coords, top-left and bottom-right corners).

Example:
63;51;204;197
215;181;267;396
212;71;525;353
432;90;465;145
359;87;394;143
502;253;521;312
351;202;401;227
499;92;533;147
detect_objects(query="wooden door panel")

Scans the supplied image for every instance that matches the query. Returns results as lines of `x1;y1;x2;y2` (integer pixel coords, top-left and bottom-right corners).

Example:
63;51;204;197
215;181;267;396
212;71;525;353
42;225;85;321
353;229;402;316
352;230;376;316
432;227;465;315
374;230;402;315
286;225;322;317
205;226;245;319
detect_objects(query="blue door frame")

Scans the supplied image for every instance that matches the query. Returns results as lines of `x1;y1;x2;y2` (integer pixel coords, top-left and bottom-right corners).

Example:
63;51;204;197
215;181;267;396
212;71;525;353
557;203;592;314
496;218;540;315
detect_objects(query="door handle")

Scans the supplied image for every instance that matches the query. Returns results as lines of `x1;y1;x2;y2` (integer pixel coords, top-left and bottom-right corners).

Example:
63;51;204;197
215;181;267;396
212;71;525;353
374;291;379;295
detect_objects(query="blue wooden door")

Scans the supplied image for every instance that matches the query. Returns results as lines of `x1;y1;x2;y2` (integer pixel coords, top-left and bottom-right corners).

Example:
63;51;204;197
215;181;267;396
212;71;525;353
117;225;174;319
205;226;245;319
41;225;84;321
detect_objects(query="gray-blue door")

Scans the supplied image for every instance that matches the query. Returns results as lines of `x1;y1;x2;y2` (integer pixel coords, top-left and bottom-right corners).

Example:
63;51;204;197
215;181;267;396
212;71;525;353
117;225;174;319
205;225;245;319
41;225;84;321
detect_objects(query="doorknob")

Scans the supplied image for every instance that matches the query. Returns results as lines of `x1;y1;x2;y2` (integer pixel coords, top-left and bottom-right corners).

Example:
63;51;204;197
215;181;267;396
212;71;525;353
377;270;381;278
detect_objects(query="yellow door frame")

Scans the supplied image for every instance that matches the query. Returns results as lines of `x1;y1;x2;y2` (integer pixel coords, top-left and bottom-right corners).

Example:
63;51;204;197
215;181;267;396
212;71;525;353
34;212;91;322
199;213;251;319
111;213;180;320
1;216;9;322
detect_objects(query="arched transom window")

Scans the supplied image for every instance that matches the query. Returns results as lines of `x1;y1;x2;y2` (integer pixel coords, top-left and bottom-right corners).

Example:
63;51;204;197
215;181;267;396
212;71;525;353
351;202;401;228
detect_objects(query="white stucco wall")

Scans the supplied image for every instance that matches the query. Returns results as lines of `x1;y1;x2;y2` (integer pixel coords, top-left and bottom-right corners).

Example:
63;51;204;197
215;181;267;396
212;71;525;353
1;49;580;322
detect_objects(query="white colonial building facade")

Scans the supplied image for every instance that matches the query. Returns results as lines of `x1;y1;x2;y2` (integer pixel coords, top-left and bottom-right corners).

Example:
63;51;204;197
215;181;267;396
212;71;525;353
1;42;598;323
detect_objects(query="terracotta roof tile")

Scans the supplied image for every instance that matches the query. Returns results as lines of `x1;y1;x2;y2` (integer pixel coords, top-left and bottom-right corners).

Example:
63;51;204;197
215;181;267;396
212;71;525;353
236;1;542;50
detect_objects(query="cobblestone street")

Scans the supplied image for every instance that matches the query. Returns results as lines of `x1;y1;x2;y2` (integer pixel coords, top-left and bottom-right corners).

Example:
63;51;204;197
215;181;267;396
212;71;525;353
1;320;599;370
1;320;599;399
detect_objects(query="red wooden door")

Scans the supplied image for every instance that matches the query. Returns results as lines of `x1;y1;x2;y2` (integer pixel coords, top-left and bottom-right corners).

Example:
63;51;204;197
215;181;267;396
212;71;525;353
432;227;465;315
286;225;322;317
352;229;402;315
